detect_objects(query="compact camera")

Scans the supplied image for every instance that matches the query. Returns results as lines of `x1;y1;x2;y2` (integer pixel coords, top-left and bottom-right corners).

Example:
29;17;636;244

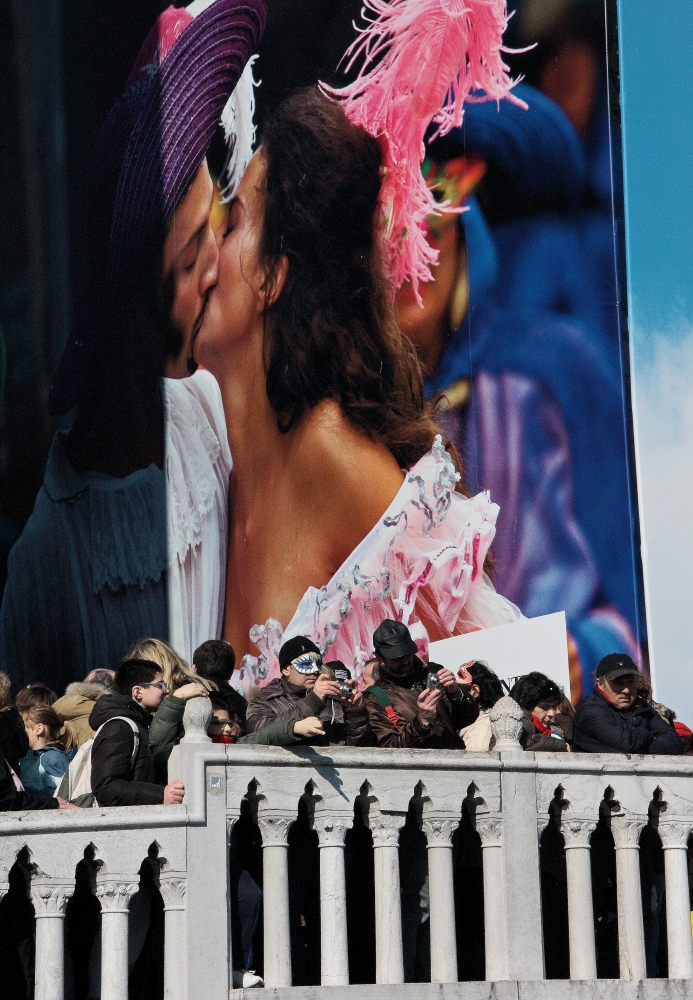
425;669;442;691
334;666;353;698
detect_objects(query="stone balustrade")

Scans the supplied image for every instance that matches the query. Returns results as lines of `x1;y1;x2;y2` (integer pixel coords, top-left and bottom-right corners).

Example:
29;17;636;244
0;696;691;1000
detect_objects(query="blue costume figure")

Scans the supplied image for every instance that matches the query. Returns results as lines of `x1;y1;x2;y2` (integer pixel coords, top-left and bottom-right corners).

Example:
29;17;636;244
396;84;639;699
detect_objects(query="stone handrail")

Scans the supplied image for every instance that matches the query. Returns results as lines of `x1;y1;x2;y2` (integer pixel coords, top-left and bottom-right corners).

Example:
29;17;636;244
1;696;692;1000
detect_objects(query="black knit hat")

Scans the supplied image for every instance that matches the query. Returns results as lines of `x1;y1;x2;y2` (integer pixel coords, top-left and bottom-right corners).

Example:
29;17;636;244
372;619;418;660
278;636;321;669
595;653;639;682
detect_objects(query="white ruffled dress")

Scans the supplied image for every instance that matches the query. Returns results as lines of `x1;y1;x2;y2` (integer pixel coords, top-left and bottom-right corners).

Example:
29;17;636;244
238;434;521;691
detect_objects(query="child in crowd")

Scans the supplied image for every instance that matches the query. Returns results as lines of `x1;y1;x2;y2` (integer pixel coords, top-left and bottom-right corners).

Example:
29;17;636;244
0;671;29;775
15;683;57;712
19;705;78;794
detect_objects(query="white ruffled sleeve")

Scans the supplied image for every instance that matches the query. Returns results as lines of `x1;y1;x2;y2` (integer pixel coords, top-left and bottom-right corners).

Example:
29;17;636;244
164;370;231;662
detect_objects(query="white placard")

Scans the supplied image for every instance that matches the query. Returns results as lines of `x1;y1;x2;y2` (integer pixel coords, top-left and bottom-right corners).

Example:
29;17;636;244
428;611;570;696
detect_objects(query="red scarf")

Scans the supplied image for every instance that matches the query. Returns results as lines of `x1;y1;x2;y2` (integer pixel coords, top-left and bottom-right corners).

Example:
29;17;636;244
532;714;553;736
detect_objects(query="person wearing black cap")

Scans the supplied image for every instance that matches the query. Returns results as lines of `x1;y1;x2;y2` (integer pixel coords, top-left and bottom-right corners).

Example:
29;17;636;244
573;654;684;755
245;636;373;746
364;620;477;749
0;0;266;693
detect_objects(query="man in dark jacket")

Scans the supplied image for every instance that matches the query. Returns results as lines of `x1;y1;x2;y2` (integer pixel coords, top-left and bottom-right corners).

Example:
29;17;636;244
245;637;373;746
573;654;685;755
193;639;247;728
364;620;478;749
89;659;186;806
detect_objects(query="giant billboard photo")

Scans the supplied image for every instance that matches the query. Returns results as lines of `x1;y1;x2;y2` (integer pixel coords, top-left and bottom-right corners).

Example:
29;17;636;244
0;0;643;705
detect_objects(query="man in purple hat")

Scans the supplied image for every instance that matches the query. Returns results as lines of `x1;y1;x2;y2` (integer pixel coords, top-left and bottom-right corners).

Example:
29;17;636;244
0;0;265;692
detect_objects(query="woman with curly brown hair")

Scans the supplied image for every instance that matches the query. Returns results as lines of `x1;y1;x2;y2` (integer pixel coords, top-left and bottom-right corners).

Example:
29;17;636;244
195;89;521;688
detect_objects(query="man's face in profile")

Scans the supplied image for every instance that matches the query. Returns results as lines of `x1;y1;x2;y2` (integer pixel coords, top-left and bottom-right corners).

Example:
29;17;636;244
162;159;219;378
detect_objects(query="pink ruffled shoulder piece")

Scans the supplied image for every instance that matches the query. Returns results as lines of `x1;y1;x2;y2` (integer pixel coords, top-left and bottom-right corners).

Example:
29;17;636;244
238;435;521;691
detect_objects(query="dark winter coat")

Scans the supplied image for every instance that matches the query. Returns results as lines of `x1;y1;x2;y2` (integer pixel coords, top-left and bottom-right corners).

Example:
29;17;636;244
519;709;568;752
573;690;685;755
245;676;374;746
0;706;30;773
363;659;477;749
89;693;164;806
0;755;58;811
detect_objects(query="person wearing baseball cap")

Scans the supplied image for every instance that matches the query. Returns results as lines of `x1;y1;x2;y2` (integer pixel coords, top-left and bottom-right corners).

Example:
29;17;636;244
364;620;477;749
245;636;373;746
573;654;684;755
0;0;265;692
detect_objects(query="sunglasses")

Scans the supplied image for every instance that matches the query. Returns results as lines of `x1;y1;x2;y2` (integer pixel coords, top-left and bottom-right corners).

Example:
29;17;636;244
209;716;234;729
290;652;322;674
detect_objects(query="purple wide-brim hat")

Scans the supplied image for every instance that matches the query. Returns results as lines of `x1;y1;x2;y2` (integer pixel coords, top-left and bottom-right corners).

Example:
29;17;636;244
49;0;265;415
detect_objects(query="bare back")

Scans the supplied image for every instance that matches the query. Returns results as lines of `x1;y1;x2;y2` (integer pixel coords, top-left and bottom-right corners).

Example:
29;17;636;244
223;400;404;658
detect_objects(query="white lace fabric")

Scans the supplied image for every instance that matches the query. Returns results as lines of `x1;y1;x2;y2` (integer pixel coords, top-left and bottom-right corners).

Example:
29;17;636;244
239;435;521;690
164;370;232;662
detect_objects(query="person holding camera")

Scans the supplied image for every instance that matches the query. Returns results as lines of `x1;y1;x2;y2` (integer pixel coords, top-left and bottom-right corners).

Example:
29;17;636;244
245;637;374;746
364;620;478;749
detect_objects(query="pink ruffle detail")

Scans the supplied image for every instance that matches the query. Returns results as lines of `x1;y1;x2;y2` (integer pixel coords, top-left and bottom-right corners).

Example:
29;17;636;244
237;435;520;692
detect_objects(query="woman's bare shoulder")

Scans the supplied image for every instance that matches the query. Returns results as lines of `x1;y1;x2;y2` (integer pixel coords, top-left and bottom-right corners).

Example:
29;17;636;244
294;400;405;532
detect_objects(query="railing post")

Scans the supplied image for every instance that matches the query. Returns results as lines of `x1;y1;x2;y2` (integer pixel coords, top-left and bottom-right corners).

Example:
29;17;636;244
257;811;294;987
610;814;647;979
561;818;598;979
159;871;188;1000
313;813;351;986
95;874;139;1000
31;877;74;1000
490;696;545;980
658;819;693;979
422;814;458;983
475;813;509;980
369;811;406;984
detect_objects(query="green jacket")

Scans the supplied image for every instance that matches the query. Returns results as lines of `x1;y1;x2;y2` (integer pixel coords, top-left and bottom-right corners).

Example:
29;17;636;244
149;695;303;782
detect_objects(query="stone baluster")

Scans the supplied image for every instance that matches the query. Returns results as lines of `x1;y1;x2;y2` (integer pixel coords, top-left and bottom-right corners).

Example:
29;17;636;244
610;814;647;980
490;697;544;980
369;812;406;984
659;819;693;979
422;815;459;983
257;811;294;987
159;871;188;1000
31;877;75;1000
313;813;351;986
474;814;509;980
95;874;139;1000
561;818;598;979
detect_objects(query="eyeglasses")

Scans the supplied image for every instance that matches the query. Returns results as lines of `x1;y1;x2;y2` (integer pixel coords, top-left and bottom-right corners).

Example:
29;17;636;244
290;652;322;674
141;681;169;691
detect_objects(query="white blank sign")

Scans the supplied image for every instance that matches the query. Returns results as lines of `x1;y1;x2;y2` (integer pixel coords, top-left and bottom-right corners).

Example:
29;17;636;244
428;611;570;697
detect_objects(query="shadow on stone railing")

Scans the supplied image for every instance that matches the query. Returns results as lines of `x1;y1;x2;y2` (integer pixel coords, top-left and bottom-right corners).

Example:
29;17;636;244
1;697;692;1000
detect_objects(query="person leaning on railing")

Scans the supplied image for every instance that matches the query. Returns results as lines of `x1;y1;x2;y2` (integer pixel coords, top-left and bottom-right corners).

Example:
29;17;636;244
508;673;570;751
572;654;684;755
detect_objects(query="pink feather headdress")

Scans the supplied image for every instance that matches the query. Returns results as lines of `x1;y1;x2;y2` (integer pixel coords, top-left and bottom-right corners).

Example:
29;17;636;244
321;0;524;303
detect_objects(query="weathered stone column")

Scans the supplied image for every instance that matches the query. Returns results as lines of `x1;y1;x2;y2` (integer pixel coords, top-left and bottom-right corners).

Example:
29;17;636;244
95;874;139;1000
490;696;544;979
257;812;293;987
314;814;350;986
422;815;458;983
611;815;647;980
475;813;508;980
561;818;597;979
31;878;74;1000
659;820;693;979
370;812;405;984
159;872;188;1000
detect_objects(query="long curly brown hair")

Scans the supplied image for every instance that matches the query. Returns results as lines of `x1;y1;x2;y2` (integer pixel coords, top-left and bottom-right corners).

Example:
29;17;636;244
258;88;454;474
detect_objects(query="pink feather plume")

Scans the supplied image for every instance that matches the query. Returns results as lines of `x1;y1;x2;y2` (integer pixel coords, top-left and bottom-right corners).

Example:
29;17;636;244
321;0;525;302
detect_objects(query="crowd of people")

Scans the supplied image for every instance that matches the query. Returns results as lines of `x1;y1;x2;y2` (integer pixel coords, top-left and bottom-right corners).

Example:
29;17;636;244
0;624;689;817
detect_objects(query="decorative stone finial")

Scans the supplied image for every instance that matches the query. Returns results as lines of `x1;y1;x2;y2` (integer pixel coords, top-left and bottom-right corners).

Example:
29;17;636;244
180;695;213;744
490;696;524;750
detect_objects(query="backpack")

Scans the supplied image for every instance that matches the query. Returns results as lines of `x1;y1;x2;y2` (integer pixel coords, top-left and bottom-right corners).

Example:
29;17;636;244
55;716;140;807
